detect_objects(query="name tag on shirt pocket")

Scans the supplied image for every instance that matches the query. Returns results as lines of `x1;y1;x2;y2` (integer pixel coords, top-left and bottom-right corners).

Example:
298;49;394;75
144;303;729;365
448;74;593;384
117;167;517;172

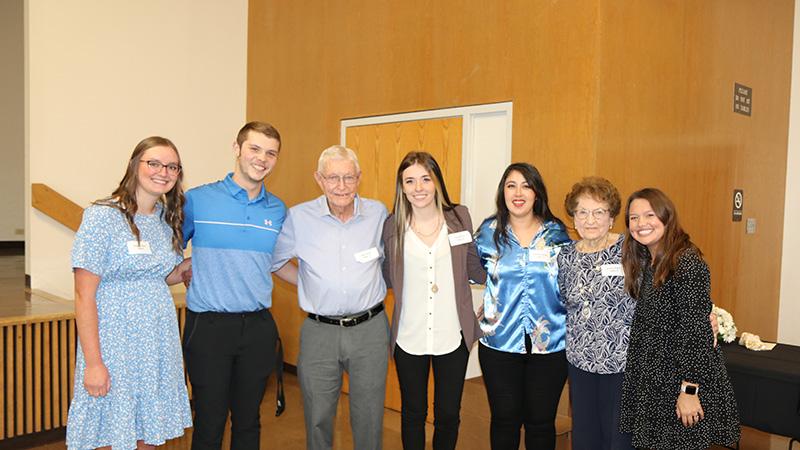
448;231;472;246
601;263;624;277
528;248;551;262
127;240;152;255
354;247;380;263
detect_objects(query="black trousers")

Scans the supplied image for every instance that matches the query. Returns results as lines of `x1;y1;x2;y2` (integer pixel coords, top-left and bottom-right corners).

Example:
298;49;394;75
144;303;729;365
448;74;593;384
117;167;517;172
393;341;470;450
478;343;567;450
183;309;278;450
568;363;633;450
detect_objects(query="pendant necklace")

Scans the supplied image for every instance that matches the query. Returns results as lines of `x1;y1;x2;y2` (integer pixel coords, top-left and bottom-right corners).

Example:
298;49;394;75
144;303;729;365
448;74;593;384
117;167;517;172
412;216;443;293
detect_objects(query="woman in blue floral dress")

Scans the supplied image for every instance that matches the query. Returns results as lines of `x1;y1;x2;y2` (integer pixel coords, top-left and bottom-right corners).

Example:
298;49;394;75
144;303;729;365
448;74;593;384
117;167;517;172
67;136;193;449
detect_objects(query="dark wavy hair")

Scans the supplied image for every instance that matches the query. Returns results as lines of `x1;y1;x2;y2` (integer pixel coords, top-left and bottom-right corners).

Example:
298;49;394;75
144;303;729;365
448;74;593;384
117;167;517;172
391;151;461;255
491;162;563;251
95;136;185;253
621;188;700;299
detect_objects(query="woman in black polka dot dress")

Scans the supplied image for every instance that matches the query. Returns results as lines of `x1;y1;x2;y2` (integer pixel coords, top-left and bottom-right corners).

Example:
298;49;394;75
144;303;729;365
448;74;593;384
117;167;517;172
619;188;740;449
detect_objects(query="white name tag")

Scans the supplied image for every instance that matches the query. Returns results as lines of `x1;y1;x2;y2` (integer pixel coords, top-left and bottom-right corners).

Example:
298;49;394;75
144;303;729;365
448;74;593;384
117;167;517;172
601;263;624;277
354;247;380;263
127;240;152;255
448;230;472;246
528;248;551;262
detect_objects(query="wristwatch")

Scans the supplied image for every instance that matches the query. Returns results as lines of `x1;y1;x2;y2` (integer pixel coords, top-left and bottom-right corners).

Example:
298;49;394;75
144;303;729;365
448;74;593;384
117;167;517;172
681;384;699;395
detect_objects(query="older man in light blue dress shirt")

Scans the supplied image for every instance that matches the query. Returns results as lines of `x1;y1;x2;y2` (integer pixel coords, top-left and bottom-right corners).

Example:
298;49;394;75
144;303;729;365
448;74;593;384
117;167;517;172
272;145;389;450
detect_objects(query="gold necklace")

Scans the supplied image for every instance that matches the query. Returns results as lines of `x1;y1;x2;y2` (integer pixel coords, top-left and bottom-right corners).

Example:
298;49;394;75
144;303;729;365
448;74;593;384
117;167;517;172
411;215;443;238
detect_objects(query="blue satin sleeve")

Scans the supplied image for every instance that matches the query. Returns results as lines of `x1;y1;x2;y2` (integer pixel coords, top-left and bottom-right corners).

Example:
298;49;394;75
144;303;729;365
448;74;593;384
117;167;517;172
475;218;571;354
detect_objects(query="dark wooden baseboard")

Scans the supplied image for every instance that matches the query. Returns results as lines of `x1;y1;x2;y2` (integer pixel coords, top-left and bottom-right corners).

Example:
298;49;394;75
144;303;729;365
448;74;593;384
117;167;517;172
0;428;64;449
0;242;23;256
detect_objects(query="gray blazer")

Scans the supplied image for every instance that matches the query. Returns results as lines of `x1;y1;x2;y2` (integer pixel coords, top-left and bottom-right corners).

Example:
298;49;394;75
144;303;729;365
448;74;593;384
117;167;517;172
381;204;487;353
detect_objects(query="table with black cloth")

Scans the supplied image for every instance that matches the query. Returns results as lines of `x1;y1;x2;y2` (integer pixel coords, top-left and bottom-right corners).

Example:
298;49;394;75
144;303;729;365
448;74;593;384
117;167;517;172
722;342;800;446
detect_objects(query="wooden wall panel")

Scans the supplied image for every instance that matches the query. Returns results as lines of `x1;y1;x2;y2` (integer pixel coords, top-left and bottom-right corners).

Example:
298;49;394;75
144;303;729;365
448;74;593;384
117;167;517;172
594;1;793;340
249;0;793;344
0;304;186;441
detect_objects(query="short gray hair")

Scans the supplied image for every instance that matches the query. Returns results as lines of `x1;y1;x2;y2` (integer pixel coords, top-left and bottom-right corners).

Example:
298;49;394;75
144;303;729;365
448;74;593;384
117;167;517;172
317;145;360;173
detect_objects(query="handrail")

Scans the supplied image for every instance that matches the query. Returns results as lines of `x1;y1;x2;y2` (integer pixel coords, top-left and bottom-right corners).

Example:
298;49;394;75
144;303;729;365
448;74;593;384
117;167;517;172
31;183;83;232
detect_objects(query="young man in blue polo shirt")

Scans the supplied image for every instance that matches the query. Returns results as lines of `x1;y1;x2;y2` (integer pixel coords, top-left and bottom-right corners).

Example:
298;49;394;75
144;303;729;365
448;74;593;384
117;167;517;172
182;122;288;450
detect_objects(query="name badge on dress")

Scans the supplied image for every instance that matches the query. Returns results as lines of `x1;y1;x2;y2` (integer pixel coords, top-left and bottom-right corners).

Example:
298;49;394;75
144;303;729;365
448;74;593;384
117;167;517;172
601;263;624;277
528;248;551;262
354;247;380;263
127;240;152;255
448;230;472;246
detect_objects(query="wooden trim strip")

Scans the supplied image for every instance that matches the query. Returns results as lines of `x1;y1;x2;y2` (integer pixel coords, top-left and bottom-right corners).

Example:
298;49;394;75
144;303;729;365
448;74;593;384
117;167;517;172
33;323;41;433
30;183;83;233
15;326;22;436
24;325;32;434
0;325;5;438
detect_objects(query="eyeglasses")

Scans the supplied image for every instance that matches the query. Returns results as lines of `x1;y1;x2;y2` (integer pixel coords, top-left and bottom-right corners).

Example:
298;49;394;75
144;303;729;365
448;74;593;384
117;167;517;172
574;208;610;221
319;173;358;186
141;159;182;175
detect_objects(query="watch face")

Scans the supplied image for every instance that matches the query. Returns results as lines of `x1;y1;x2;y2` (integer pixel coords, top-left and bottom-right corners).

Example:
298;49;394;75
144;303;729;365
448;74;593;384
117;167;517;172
684;385;697;395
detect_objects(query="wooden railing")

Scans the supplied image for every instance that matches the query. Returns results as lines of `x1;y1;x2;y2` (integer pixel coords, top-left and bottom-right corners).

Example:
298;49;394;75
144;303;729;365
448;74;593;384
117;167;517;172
31;183;83;233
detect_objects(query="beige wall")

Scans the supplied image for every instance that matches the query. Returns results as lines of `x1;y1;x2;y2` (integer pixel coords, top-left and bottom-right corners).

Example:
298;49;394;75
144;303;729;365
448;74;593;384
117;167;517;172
779;0;800;346
26;0;249;298
0;0;25;242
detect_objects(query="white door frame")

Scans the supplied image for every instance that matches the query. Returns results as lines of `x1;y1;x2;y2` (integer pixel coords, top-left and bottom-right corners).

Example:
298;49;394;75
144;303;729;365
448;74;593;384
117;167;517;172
340;102;513;217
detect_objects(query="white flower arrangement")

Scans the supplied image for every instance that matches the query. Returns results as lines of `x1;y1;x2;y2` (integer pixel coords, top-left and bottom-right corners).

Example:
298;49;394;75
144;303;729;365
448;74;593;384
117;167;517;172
712;305;738;344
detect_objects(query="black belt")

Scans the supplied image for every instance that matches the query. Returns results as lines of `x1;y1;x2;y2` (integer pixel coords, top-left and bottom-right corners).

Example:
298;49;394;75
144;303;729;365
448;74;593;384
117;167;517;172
308;304;384;327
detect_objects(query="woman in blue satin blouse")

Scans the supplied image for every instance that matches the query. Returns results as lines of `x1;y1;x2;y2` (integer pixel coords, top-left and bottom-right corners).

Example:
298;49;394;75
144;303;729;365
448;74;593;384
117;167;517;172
475;162;570;450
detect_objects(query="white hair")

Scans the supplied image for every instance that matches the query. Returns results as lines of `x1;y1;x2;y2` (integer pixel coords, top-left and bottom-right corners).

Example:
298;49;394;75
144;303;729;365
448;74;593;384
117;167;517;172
317;145;360;173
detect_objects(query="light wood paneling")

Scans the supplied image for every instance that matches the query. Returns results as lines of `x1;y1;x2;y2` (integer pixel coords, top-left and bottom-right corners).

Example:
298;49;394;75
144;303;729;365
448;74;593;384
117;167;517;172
249;0;793;344
593;1;793;340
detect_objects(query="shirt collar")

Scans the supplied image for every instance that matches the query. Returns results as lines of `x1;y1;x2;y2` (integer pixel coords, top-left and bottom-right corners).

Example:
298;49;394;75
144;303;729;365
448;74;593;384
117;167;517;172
223;172;267;203
315;194;362;221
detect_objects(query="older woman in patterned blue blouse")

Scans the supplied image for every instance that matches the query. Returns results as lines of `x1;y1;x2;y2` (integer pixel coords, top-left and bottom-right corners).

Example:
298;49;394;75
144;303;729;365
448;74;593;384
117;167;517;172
556;177;635;450
475;162;570;450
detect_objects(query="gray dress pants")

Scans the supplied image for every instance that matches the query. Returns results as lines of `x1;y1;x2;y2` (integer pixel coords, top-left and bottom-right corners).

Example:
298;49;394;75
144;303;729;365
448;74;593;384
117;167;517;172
298;310;389;450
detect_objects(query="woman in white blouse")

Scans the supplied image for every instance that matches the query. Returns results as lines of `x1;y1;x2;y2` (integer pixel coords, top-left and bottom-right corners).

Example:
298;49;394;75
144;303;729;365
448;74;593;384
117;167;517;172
382;151;486;450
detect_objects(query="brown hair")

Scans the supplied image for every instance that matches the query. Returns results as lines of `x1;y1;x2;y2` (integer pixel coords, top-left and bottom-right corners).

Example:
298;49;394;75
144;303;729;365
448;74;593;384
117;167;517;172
236;121;281;149
621;188;700;298
95;136;185;253
391;151;460;256
564;176;621;219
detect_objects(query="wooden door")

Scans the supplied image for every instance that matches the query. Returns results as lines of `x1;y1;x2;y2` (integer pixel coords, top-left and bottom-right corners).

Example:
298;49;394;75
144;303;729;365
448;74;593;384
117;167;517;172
342;117;463;413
